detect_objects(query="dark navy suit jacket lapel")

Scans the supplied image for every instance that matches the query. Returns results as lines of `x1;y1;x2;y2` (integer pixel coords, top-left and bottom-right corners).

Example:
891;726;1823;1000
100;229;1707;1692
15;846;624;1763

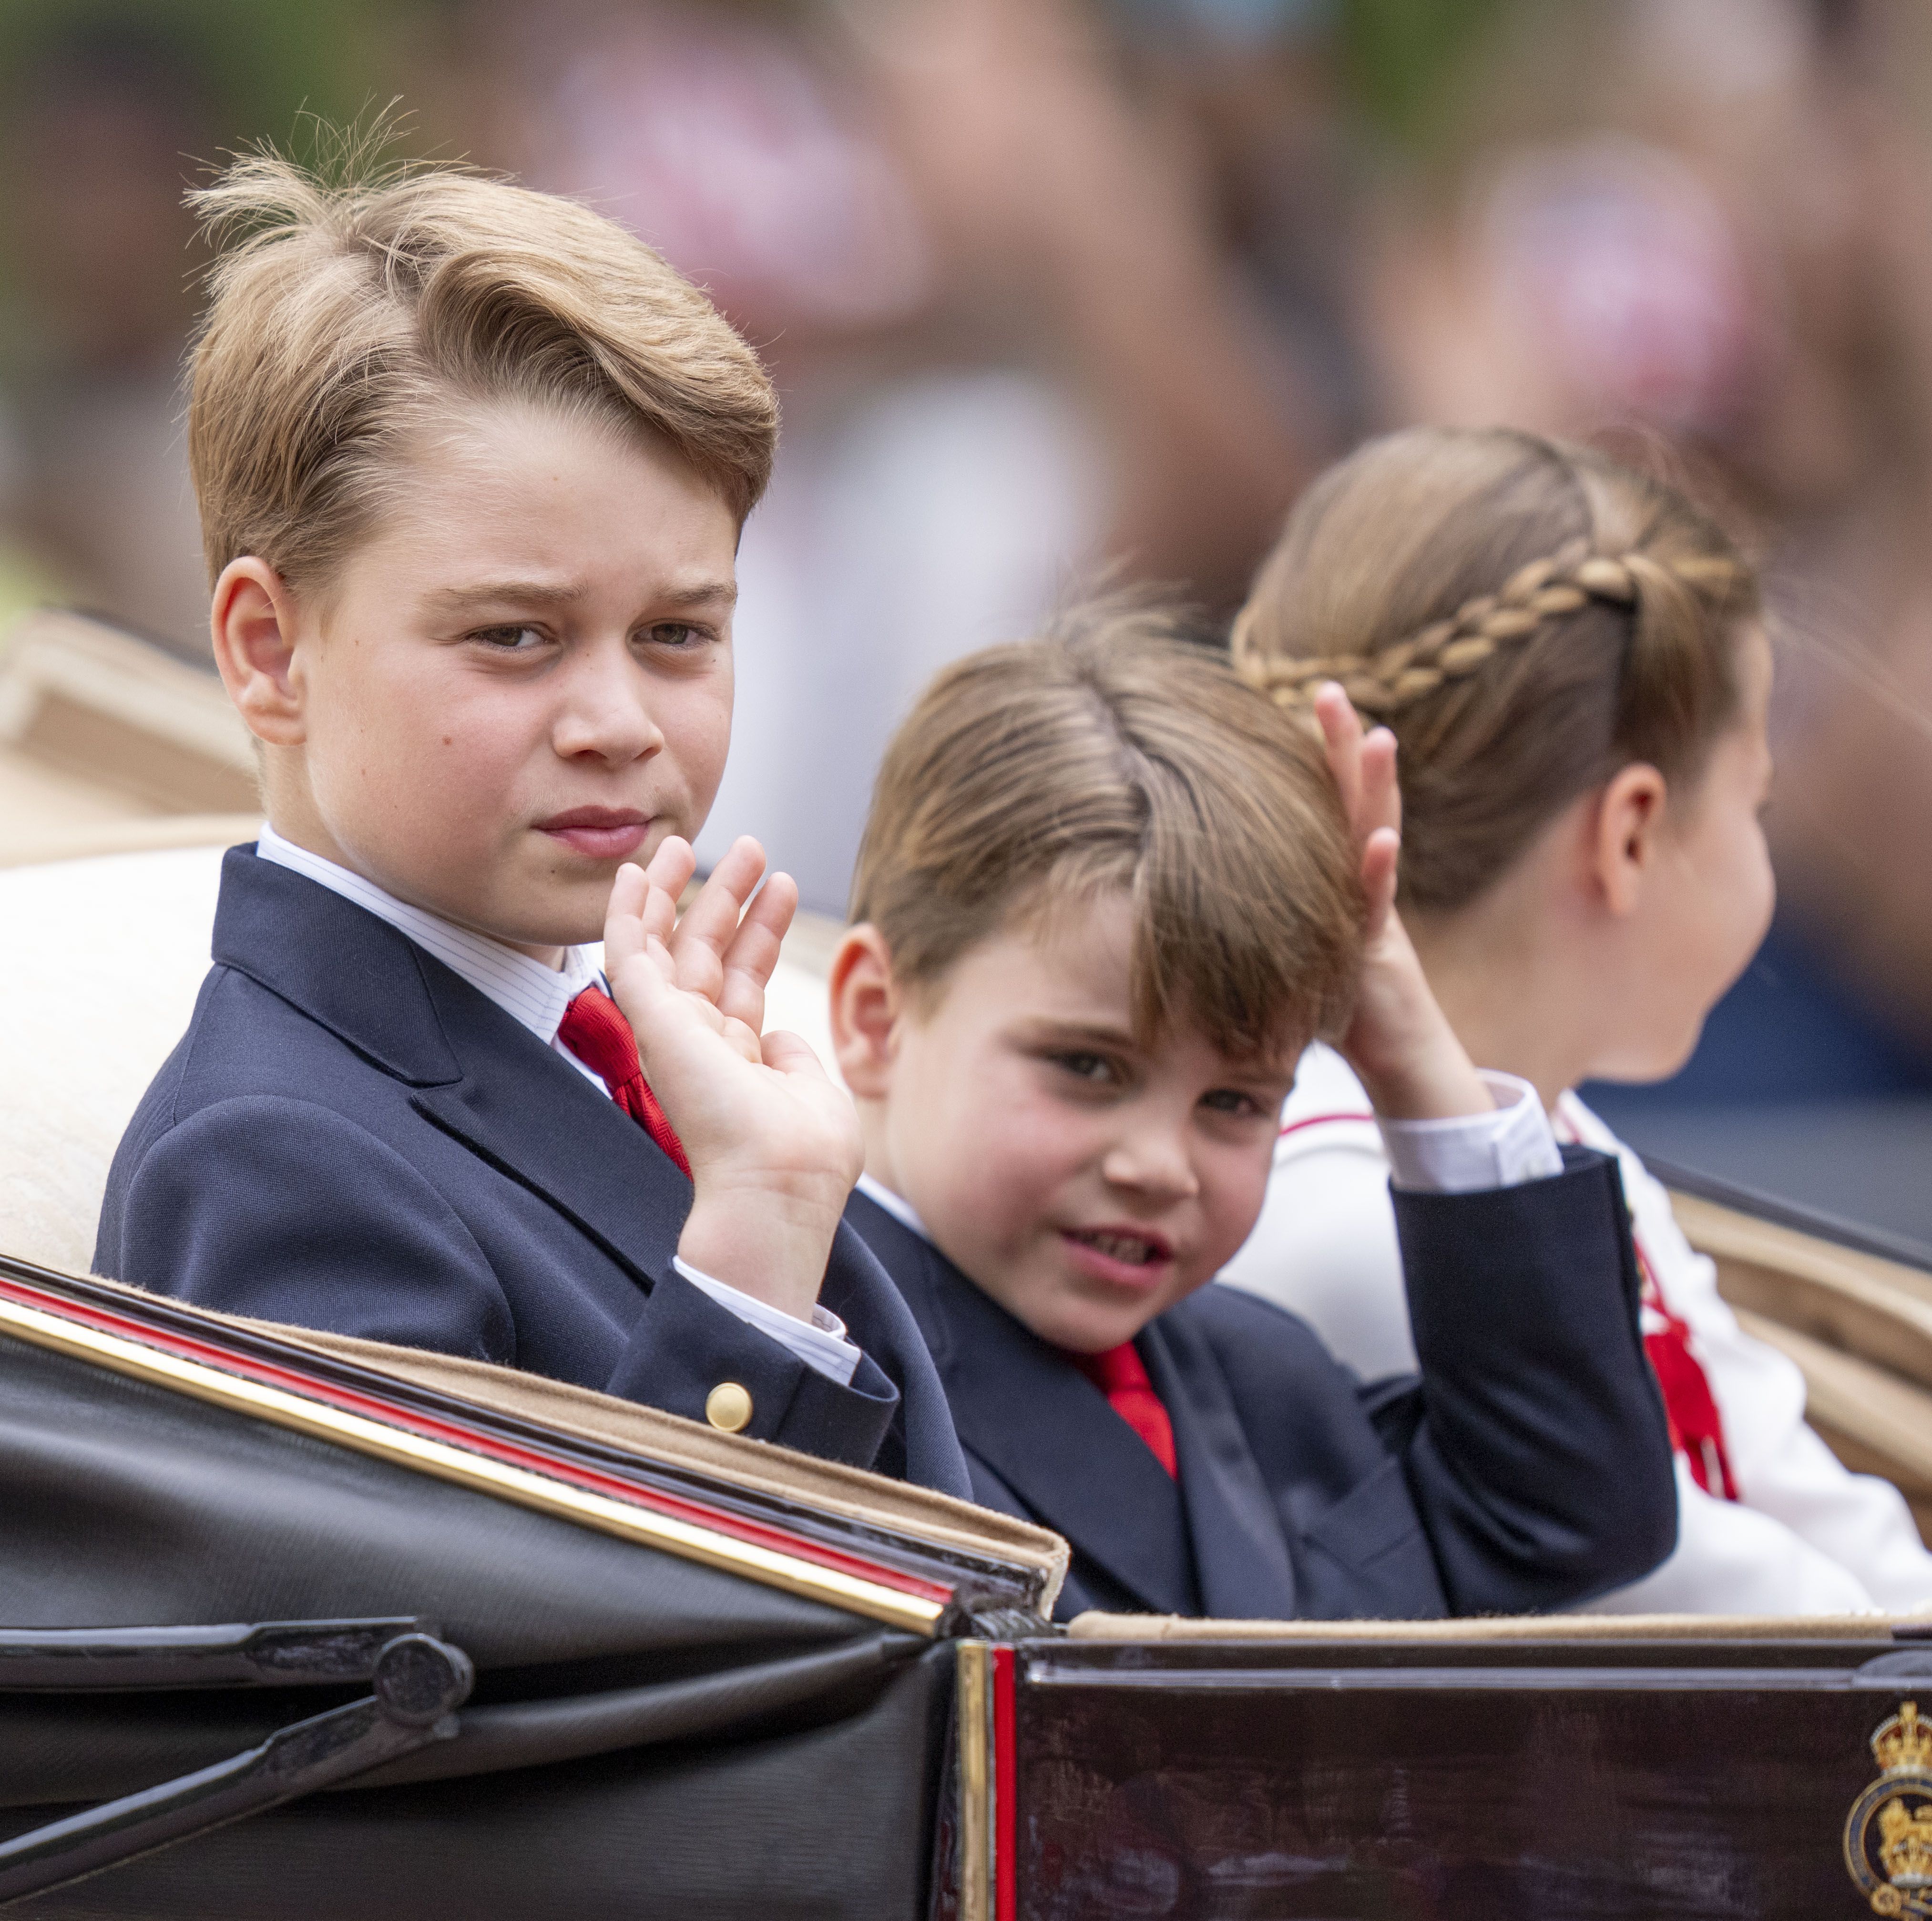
847;1190;1198;1617
409;984;693;1284
1140;1312;1300;1619
213;847;690;1288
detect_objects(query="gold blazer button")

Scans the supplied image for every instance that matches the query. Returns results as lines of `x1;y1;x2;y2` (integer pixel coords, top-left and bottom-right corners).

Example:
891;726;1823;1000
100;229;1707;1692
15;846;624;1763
705;1382;754;1433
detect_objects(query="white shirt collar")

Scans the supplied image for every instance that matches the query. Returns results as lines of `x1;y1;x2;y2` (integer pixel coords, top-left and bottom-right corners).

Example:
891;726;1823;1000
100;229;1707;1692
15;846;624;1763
253;825;598;1047
855;1171;930;1243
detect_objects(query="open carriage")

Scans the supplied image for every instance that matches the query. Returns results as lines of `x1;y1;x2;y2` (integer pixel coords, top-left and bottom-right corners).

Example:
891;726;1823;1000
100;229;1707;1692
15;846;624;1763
5;805;1932;1919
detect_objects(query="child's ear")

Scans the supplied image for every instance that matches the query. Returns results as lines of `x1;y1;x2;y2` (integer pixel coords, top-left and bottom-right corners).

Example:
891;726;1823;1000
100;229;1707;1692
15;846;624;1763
211;557;308;747
1592;762;1670;917
828;925;902;1099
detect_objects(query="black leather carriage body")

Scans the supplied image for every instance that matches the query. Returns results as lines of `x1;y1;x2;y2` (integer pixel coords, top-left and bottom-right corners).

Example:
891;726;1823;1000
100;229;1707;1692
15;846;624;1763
0;1256;1063;1920
6;1236;1932;1921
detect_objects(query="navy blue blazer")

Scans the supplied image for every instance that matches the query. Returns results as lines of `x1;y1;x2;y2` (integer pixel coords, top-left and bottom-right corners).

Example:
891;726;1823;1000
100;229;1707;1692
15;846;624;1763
95;847;971;1499
847;1159;1676;1621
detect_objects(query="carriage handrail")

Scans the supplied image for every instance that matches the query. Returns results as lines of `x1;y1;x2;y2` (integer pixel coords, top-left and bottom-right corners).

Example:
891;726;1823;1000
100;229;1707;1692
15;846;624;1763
0;1630;472;1906
1649;1154;1932;1273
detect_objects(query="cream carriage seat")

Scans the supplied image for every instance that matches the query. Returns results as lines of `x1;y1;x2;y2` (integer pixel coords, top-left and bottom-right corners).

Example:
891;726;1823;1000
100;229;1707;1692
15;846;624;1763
0;818;847;1276
0;820;254;1274
1673;1190;1932;1546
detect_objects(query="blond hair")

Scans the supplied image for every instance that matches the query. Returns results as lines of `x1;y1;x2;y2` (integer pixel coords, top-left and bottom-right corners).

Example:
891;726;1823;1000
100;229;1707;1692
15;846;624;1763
186;141;777;591
1233;427;1759;914
850;601;1363;1059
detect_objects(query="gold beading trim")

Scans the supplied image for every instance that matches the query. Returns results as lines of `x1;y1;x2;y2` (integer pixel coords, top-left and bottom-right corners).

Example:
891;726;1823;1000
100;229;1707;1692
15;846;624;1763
955;1639;993;1921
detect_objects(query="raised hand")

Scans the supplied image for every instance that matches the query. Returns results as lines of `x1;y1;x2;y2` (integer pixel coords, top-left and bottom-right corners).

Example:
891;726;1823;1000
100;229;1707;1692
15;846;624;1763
1313;684;1493;1122
604;834;864;1322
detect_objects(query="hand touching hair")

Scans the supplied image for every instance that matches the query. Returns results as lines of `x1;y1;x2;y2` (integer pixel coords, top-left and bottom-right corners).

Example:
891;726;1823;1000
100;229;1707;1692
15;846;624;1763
1232;427;1759;914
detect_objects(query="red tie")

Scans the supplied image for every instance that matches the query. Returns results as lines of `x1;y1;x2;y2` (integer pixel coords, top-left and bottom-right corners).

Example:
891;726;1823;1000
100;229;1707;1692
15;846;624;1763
1076;1341;1178;1479
556;984;692;1180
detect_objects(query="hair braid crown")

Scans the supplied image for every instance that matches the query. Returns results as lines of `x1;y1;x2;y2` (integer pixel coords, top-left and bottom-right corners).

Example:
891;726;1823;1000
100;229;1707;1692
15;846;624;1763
1238;538;1739;717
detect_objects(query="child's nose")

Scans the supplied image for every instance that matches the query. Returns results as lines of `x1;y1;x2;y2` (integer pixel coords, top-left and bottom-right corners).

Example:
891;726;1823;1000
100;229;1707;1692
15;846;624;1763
1101;1124;1200;1201
552;643;664;764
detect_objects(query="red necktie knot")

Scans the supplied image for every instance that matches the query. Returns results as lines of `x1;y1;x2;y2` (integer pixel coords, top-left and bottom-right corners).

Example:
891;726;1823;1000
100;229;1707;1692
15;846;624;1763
1075;1340;1178;1479
557;984;691;1179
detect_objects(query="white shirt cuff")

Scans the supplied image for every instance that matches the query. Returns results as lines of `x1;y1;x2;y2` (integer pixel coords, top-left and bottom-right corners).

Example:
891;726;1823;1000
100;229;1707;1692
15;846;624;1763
1378;1070;1564;1194
671;1257;864;1388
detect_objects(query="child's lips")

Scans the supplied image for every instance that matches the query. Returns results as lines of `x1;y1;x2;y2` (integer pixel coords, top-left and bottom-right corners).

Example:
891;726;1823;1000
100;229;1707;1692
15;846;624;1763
535;809;653;860
1059;1225;1176;1291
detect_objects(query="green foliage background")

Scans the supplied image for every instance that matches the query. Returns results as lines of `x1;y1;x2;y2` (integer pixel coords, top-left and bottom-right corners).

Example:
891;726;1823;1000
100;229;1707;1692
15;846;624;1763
0;0;1543;161
0;0;418;147
1334;0;1529;154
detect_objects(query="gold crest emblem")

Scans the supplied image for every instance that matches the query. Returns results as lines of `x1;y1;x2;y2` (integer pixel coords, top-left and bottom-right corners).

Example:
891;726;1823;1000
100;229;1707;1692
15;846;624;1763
1847;1702;1932;1916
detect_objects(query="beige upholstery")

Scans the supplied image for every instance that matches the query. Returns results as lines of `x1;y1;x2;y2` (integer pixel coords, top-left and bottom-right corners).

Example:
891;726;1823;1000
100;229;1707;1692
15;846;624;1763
0;812;265;873
0;835;239;1274
0;608;257;825
1672;1190;1932;1390
1733;1307;1932;1542
0;826;846;1277
1675;1188;1932;1541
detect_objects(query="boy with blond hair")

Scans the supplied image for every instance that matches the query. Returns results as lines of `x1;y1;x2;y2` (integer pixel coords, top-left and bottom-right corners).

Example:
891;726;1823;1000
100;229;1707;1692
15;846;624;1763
95;148;968;1494
830;606;1677;1618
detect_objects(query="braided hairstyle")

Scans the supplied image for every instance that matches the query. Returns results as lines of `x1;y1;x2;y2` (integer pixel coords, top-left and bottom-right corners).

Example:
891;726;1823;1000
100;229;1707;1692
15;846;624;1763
1232;426;1760;914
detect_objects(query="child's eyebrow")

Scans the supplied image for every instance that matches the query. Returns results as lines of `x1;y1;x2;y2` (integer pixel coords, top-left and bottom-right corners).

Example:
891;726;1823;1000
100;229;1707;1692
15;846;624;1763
427;579;583;611
660;580;739;612
424;578;739;614
1018;1017;1139;1049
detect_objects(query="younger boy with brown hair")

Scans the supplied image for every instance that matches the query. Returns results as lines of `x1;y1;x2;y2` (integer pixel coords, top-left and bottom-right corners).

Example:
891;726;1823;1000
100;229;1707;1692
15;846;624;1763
94;145;968;1495
830;604;1677;1617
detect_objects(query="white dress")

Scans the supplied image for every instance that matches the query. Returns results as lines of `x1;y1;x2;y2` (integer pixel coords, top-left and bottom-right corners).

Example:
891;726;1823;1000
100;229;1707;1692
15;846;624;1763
1219;1044;1932;1615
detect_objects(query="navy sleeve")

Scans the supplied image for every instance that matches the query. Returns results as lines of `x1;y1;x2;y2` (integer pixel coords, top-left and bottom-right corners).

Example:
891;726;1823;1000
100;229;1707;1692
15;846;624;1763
602;1254;904;1471
98;1097;909;1473
1390;1144;1678;1611
102;1096;518;1360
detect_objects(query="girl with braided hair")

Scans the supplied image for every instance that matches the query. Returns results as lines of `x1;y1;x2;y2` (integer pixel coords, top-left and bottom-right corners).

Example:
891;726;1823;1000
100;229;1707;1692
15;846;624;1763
1222;423;1932;1614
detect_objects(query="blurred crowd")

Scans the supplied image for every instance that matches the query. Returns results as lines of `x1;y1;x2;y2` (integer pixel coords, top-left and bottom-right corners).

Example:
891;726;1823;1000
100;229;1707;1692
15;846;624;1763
9;0;1932;1117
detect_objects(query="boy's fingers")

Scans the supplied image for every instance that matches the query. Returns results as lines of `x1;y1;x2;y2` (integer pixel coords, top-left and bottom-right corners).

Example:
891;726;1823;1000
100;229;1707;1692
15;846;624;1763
625;935;674;1001
1360;826;1400;939
622;937;736;1059
1359;728;1402;840
717;870;797;1031
603;860;650;949
670;836;767;972
607;938;680;1047
760;1026;835;1084
642;834;699;901
634;840;695;954
1314;683;1364;829
641;874;680;953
